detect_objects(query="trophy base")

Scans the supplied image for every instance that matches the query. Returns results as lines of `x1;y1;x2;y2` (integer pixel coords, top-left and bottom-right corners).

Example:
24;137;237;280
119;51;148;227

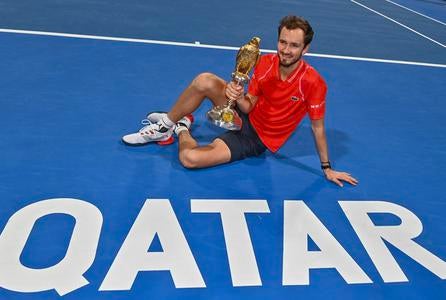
206;107;242;131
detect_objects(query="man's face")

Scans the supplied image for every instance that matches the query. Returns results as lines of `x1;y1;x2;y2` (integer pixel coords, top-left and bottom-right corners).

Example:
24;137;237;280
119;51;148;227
277;27;309;68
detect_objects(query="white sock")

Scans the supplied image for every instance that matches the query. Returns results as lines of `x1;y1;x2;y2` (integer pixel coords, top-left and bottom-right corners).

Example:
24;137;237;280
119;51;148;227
175;125;189;136
161;115;175;128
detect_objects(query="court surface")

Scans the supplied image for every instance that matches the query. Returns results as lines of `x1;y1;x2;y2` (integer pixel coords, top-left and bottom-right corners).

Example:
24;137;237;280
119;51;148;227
0;0;445;299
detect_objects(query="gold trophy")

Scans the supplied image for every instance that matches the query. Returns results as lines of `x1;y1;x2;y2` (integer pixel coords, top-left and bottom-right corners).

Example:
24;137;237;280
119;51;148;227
207;37;261;130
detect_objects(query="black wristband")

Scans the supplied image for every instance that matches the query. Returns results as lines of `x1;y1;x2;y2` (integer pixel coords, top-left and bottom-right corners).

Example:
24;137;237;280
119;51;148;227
321;161;331;170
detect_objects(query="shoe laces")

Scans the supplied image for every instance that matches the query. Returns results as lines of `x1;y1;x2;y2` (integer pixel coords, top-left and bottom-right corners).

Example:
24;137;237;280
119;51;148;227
139;119;161;135
140;118;171;135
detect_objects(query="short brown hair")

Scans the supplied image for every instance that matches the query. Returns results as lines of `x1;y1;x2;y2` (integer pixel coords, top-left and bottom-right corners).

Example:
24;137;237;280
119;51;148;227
278;15;314;46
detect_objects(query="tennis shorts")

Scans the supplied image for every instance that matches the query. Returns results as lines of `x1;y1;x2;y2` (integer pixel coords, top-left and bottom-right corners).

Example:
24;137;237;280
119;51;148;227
217;108;267;162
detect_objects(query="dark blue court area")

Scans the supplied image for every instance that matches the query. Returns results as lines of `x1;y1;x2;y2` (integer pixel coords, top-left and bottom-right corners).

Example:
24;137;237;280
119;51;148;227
0;0;445;299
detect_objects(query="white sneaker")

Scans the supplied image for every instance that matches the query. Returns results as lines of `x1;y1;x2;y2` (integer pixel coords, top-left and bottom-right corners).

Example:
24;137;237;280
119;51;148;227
146;111;194;136
174;114;194;135
146;111;166;123
122;118;174;146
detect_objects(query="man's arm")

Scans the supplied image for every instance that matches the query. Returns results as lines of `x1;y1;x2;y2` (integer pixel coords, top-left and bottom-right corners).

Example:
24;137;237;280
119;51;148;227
225;81;258;114
236;93;258;114
311;118;358;187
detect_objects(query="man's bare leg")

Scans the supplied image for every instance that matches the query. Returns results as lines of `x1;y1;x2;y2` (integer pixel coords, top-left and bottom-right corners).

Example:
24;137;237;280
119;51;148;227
177;130;231;169
122;72;228;146
166;73;228;122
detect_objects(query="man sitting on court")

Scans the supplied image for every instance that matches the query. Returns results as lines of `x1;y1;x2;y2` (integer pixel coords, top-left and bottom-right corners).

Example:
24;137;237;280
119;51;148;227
122;15;358;187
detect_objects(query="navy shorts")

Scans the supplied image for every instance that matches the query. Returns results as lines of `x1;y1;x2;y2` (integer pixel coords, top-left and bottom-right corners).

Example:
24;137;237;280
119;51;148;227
217;108;267;162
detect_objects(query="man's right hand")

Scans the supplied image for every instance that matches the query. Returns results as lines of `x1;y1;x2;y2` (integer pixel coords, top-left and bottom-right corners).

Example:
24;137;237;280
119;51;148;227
225;81;244;102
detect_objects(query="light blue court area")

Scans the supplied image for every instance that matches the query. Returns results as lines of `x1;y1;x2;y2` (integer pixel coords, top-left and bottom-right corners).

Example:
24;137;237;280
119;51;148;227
390;0;446;23
0;30;445;299
0;0;445;64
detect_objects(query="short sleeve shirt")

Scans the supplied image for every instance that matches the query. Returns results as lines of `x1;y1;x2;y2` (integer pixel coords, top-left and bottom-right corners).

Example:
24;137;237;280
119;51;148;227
247;54;327;152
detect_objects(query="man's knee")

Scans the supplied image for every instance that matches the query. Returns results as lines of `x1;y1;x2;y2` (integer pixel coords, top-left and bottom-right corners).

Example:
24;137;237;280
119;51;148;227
192;73;224;94
179;150;202;169
178;140;231;169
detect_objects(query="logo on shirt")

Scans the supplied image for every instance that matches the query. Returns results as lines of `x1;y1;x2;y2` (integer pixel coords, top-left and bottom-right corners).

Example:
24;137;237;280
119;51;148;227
291;96;300;102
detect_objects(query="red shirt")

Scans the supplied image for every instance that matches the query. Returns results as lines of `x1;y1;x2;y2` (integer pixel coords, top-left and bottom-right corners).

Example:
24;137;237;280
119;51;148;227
247;54;327;152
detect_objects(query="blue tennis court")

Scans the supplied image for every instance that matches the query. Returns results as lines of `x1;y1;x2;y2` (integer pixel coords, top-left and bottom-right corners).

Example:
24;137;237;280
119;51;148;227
0;0;445;299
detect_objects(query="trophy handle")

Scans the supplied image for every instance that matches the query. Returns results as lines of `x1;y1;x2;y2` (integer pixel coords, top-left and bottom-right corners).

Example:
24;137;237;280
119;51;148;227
226;77;245;108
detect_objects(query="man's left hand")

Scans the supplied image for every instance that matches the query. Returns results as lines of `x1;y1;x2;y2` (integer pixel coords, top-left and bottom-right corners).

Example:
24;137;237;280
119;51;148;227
324;169;358;187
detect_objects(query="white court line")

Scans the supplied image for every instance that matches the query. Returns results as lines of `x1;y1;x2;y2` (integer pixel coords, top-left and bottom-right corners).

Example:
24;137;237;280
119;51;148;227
351;0;446;48
384;0;446;26
1;28;445;68
304;52;446;68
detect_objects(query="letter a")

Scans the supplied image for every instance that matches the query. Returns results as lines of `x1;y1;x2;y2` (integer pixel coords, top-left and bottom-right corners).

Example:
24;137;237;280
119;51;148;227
100;199;205;290
283;201;371;285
